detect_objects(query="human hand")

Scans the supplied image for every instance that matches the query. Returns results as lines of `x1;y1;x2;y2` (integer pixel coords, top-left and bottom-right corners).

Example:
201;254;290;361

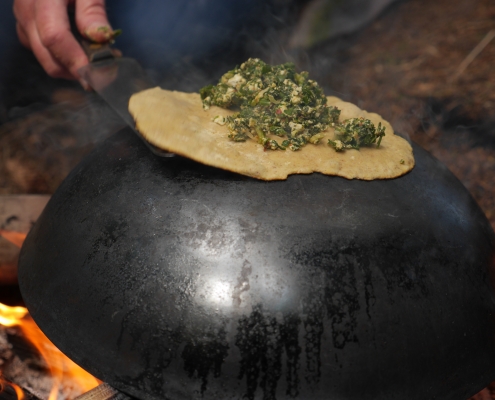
13;0;115;87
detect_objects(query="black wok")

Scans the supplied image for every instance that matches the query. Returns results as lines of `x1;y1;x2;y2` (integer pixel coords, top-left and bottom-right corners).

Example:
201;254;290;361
18;128;495;400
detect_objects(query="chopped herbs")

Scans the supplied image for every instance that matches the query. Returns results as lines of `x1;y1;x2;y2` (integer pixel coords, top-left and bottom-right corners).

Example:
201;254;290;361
200;58;385;152
328;117;386;152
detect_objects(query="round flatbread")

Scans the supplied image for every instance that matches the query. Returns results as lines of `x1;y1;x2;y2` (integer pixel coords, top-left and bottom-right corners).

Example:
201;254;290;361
129;87;414;181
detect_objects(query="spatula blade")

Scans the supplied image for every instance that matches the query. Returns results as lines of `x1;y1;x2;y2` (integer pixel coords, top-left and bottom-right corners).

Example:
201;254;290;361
79;58;173;157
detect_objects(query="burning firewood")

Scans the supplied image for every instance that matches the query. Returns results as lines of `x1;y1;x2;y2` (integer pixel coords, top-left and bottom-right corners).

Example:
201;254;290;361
0;304;99;400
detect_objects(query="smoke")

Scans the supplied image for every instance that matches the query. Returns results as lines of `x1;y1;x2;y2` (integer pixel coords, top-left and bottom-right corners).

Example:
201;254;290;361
0;0;494;234
0;92;123;194
0;0;409;195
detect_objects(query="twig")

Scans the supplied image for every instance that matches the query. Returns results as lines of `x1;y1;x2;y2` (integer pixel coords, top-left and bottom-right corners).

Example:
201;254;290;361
398;56;427;71
73;383;133;400
450;29;495;82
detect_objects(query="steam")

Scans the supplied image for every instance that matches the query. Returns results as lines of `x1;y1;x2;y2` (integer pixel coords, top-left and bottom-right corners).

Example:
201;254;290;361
0;92;123;194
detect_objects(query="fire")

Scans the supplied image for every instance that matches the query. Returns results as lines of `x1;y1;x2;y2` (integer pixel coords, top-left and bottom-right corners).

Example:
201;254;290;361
0;303;28;327
0;379;25;400
12;382;25;400
0;230;100;399
0;303;100;399
0;230;27;248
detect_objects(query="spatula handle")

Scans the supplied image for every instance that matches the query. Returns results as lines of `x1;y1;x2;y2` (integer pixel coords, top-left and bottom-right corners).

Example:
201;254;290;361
79;38;117;63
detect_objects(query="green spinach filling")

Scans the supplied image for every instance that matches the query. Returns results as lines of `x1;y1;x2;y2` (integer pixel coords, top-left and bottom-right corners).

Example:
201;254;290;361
329;117;386;151
200;58;385;151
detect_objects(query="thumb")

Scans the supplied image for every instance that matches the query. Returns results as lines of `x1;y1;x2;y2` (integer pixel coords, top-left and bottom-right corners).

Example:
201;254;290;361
75;0;113;42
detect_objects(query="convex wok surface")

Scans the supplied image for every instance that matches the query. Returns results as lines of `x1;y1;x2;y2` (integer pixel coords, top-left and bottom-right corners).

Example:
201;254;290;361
19;128;495;400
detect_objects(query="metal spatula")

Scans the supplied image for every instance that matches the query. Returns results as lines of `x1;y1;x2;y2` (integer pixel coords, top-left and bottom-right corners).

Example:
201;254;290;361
77;38;173;157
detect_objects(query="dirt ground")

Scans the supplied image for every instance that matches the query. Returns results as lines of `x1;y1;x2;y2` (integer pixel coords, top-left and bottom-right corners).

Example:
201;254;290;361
307;0;495;231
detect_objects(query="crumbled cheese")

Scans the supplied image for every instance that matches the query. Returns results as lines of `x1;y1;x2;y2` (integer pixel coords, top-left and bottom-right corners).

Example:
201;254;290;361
212;115;226;125
227;74;246;90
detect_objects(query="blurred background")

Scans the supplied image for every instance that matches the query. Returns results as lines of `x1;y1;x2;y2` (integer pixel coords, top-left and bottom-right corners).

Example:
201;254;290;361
0;0;493;229
0;0;493;230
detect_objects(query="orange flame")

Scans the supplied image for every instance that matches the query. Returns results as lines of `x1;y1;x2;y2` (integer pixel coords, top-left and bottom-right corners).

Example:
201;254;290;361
0;379;25;400
0;303;28;327
0;230;27;248
12;382;25;400
0;303;100;399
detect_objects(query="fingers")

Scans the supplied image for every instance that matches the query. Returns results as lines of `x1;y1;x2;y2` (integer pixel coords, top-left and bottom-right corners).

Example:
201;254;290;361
13;0;35;50
35;0;89;79
13;0;112;84
25;19;75;80
14;0;74;79
15;22;30;49
75;0;113;42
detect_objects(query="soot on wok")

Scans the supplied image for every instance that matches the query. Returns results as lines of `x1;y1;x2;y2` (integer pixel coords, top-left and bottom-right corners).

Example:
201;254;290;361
18;128;495;400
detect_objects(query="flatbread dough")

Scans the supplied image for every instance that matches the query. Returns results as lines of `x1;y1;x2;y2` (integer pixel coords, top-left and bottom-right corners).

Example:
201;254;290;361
129;87;414;181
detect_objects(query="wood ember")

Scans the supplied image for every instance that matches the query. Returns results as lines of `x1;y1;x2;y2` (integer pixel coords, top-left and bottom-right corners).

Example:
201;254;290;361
0;324;52;400
0;377;41;400
0;323;97;400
